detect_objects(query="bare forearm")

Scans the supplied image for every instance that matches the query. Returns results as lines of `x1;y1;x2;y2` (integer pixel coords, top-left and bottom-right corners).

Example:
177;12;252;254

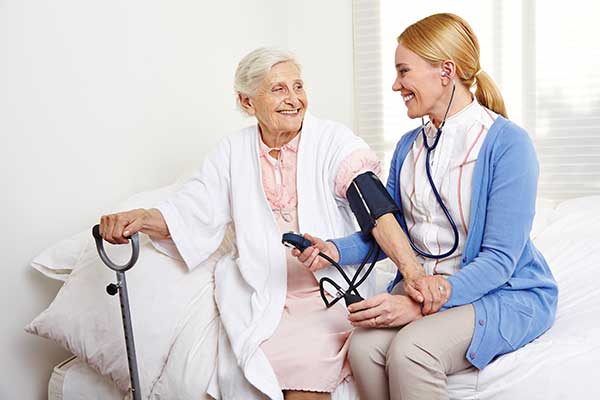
372;214;424;278
141;208;171;240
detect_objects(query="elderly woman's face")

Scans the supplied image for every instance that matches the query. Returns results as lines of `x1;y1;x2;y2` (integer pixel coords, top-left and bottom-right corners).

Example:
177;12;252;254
248;61;308;137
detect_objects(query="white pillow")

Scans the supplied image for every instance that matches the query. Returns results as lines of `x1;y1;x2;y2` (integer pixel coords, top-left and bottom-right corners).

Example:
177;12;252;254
533;196;600;277
26;232;230;397
552;195;600;218
148;226;238;399
31;230;91;281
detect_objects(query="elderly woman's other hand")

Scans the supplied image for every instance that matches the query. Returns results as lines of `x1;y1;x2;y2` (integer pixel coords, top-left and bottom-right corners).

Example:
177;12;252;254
99;208;169;244
291;233;339;272
412;275;452;315
347;293;422;328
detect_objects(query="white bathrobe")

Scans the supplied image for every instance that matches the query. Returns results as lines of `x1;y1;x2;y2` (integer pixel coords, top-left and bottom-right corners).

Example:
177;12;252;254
156;113;376;400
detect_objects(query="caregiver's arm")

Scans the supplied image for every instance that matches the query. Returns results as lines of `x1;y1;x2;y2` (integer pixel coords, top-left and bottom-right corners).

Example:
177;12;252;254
99;208;169;244
297;202;426;304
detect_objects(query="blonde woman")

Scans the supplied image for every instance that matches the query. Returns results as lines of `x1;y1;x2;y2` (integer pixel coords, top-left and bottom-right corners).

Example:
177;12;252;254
294;13;558;400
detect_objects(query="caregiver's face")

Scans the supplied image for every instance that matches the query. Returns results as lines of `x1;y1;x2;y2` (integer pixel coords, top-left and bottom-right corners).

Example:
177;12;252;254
392;42;444;119
250;61;308;137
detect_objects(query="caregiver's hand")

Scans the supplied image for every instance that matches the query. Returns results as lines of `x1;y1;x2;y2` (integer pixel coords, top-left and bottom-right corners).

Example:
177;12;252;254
291;233;339;272
412;275;452;315
347;293;422;328
99;208;170;244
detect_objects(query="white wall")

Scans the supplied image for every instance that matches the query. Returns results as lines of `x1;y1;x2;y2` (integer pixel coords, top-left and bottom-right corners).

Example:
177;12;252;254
0;0;353;398
283;1;355;127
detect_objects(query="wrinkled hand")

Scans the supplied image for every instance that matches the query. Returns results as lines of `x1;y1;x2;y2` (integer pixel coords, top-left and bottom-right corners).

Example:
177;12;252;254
401;268;427;304
411;275;452;315
99;208;152;244
347;293;422;328
291;233;339;272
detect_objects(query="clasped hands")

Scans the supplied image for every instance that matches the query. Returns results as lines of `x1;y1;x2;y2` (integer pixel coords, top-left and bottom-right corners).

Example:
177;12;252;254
291;234;452;328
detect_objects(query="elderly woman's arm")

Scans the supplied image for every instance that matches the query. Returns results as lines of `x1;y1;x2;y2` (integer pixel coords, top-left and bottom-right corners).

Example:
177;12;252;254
330;143;429;305
98;138;233;270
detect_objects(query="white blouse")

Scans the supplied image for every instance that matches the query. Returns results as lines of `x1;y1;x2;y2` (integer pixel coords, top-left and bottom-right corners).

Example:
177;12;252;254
399;99;498;276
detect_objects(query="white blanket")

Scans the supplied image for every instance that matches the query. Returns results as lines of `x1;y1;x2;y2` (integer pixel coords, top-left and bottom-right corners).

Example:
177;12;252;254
156;114;375;400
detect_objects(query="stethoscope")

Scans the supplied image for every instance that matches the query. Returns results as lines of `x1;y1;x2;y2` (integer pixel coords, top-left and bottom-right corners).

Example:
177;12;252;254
407;80;459;259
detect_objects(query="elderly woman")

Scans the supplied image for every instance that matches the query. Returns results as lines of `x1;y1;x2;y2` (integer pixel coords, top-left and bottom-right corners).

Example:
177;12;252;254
98;47;380;400
294;14;558;400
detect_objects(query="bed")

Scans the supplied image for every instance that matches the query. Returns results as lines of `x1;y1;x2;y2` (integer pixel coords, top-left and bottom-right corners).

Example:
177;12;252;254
48;356;123;400
32;192;600;400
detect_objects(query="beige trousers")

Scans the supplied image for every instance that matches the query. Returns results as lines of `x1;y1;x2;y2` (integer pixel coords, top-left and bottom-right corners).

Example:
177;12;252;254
348;286;475;400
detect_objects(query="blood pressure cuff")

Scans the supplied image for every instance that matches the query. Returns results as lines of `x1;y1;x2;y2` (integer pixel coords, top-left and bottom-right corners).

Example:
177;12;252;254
346;171;399;236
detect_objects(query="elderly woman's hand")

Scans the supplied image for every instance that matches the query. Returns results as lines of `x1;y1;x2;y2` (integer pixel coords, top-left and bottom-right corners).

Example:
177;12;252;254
401;268;427;305
347;293;422;328
411;275;452;315
291;233;339;272
99;208;169;244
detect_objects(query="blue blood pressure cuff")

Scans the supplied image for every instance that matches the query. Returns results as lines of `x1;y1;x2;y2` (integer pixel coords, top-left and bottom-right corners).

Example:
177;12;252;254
346;171;399;236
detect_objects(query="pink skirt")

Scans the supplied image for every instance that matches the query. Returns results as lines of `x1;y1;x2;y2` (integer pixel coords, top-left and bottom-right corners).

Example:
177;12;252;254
260;210;352;392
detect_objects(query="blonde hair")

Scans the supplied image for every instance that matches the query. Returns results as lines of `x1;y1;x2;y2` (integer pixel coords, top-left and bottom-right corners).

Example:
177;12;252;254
234;47;301;111
398;13;507;118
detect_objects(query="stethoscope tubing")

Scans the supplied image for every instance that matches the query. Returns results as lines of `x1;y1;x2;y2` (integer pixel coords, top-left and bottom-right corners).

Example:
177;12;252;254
405;81;460;260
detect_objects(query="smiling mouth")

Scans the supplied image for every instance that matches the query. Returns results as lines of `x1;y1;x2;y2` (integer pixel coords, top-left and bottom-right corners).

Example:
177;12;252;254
278;109;301;115
403;93;415;103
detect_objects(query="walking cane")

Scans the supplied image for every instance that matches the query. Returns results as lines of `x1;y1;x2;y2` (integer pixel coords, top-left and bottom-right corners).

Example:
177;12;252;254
92;224;142;400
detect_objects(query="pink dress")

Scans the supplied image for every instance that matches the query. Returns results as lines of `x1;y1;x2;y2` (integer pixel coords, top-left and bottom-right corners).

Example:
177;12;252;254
258;132;380;392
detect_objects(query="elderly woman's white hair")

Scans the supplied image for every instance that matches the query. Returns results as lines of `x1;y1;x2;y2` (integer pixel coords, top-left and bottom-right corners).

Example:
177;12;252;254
234;47;302;111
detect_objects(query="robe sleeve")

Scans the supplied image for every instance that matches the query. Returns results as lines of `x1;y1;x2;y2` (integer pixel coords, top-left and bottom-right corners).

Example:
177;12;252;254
154;138;233;270
334;148;382;199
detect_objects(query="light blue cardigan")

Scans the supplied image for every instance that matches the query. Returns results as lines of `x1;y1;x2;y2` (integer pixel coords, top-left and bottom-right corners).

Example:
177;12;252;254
332;116;558;369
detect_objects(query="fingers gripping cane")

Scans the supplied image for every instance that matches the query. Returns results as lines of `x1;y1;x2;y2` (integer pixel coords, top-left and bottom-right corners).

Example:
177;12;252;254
92;225;141;400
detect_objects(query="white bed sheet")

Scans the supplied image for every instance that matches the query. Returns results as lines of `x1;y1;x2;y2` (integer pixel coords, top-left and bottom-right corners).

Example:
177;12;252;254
449;197;600;399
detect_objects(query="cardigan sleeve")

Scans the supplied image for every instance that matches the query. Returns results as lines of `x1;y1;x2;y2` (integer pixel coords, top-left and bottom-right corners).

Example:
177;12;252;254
445;128;539;307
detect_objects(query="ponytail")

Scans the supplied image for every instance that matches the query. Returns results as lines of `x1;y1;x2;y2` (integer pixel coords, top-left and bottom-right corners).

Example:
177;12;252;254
473;69;508;118
399;13;509;119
